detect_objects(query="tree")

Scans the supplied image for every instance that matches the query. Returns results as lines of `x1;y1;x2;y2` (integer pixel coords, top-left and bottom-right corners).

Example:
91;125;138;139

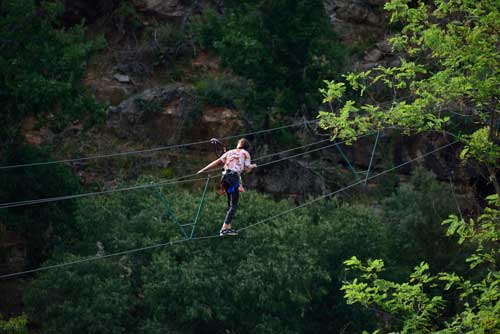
193;0;346;121
317;0;500;196
341;194;500;334
0;146;81;267
380;167;466;272
315;1;500;332
25;185;390;333
0;314;28;334
0;0;105;144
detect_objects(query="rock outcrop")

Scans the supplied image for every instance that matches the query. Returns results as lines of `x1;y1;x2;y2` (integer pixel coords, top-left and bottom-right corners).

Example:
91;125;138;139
129;0;224;20
325;0;389;44
130;0;188;18
107;84;244;143
107;84;193;143
246;159;330;201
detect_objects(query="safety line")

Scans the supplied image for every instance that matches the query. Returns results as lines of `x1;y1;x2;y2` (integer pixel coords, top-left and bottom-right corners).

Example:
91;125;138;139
253;131;373;163
0;235;221;279
0;175;208;209
237;140;459;232
253;138;331;161
0;120;318;170
0;136;355;209
0;140;458;279
256;132;370;168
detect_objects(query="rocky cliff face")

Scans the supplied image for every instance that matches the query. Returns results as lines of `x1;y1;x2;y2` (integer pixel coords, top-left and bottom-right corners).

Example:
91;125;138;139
325;0;400;71
326;0;388;44
106;84;244;143
60;0;472;197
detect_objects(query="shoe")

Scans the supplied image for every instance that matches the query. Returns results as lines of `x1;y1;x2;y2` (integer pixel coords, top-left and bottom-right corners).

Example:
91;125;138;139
225;229;238;236
219;228;238;236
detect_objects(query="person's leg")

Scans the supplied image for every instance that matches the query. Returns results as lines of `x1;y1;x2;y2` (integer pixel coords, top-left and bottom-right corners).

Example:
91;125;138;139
221;190;239;231
220;191;232;232
220;174;239;233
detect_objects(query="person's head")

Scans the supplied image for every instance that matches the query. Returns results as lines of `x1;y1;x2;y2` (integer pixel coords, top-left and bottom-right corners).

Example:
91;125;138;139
237;138;250;150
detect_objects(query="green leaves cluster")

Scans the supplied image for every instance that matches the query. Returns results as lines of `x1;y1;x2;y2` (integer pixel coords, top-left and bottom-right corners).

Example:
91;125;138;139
192;0;346;120
0;146;81;267
0;314;28;334
0;0;105;143
24;184;389;333
341;194;500;334
317;0;499;165
320;2;500;332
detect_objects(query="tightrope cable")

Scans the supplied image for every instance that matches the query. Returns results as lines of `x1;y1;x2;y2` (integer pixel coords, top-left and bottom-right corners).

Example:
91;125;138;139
0;135;353;209
0;120;318;170
0;139;458;279
238;140;459;232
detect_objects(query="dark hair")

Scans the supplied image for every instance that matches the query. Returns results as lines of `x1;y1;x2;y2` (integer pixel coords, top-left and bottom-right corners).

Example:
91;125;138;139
238;138;250;150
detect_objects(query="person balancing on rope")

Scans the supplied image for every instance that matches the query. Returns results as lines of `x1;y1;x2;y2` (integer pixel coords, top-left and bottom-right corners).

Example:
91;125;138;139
197;138;257;236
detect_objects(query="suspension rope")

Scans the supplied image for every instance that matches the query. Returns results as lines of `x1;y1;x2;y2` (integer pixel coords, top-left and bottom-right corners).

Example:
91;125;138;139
0;139;458;279
364;129;380;185
253;132;374;163
0;120;318;170
238;140;458;232
0;136;354;209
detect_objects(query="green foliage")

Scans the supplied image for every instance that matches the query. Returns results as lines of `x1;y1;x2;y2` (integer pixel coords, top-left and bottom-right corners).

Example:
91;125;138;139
112;1;143;33
0;314;28;334
317;0;500;165
0;146;81;266
460;127;500;168
25;257;135;334
341;194;500;334
380;168;464;272
193;74;255;110
134;97;163;118
25;183;389;333
193;0;346;119
145;21;191;67
0;0;106;142
320;2;500;332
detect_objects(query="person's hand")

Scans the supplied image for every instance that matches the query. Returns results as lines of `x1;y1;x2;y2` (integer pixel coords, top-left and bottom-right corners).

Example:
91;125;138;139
244;164;257;173
196;169;204;174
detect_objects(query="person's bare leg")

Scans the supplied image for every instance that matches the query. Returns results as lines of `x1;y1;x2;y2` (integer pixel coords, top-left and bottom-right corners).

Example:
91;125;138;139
221;223;232;231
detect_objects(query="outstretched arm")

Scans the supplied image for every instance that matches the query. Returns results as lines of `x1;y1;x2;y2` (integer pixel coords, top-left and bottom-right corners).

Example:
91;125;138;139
197;159;223;174
244;164;257;173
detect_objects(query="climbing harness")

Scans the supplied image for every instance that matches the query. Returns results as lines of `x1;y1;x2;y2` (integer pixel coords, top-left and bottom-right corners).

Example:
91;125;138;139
222;170;240;194
211;138;246;194
155;175;210;239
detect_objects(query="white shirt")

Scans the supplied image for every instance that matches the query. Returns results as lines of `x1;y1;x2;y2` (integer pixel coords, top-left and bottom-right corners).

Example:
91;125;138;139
219;149;251;173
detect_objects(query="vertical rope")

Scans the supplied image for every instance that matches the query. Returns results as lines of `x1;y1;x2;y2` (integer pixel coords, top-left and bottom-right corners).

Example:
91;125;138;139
334;139;360;181
155;188;189;239
190;175;211;239
364;130;380;185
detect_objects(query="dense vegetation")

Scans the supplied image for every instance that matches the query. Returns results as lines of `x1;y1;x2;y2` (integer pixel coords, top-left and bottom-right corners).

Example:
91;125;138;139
20;169;460;334
0;0;105;143
318;0;500;333
0;0;498;333
0;146;81;267
192;0;345;124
